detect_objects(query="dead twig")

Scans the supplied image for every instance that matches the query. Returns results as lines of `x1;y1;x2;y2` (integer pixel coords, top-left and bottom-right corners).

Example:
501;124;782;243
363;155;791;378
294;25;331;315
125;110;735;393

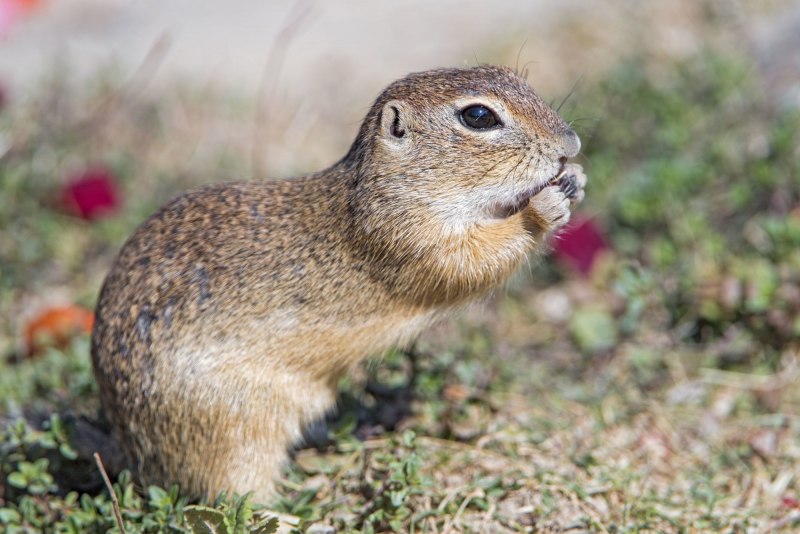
441;488;483;534
699;354;799;391
94;452;127;534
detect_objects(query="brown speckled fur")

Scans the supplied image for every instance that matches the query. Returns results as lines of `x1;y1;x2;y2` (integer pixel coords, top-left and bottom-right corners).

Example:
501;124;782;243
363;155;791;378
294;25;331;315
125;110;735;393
91;65;587;502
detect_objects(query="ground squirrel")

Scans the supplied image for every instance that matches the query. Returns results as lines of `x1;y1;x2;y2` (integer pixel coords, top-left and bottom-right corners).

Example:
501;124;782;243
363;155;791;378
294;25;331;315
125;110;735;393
91;65;587;502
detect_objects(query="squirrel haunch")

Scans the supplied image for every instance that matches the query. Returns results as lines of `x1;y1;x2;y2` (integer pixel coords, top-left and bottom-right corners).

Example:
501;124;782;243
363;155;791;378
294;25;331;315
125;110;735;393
91;65;587;501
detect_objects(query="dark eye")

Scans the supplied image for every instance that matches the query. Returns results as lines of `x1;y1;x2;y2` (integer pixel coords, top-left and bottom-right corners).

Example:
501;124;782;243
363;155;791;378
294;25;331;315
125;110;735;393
460;105;500;130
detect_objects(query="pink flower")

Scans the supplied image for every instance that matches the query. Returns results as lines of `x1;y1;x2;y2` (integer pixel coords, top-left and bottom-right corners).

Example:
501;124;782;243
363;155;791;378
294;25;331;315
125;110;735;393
553;216;608;275
60;166;121;221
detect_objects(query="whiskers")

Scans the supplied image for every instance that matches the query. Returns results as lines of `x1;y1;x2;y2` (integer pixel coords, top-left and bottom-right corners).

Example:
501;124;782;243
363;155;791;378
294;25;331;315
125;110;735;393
470;145;526;194
555;75;584;113
507;148;532;193
514;40;533;79
567;117;598;141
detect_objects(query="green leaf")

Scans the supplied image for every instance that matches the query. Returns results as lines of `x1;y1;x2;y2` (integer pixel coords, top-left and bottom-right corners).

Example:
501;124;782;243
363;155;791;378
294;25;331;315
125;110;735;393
389;490;406;508
251;515;280;534
37;433;57;449
184;505;229;534
569;307;618;353
59;442;79;460
742;259;778;313
228;493;254;532
148;485;170;508
0;507;22;524
401;429;416;448
7;472;28;489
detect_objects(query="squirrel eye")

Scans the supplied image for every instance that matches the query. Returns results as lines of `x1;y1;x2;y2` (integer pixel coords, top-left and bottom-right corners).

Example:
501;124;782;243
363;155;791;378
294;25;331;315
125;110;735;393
460;105;500;130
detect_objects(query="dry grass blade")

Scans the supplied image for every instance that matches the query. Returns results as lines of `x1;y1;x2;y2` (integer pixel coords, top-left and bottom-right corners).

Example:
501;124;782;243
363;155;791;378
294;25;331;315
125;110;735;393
251;0;314;179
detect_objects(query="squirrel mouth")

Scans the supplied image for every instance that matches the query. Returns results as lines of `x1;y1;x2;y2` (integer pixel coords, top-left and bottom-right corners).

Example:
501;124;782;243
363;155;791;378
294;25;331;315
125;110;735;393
493;159;567;218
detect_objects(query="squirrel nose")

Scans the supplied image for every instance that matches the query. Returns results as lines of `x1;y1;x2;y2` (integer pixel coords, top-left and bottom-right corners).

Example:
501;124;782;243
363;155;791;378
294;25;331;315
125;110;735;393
560;128;581;158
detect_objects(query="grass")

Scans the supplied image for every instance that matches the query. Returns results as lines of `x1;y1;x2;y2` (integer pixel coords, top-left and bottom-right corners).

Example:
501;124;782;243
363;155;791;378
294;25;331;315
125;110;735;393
1;25;800;534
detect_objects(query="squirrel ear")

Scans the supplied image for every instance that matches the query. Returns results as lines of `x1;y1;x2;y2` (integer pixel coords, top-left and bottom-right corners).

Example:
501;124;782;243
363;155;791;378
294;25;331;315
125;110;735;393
379;100;412;147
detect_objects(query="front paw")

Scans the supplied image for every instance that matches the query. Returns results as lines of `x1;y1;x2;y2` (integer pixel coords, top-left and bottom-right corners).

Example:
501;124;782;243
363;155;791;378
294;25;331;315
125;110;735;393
557;163;587;205
528;185;571;231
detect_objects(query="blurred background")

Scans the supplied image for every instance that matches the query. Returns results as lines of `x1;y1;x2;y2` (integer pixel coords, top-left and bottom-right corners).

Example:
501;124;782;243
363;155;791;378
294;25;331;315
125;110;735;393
2;0;797;173
1;0;799;531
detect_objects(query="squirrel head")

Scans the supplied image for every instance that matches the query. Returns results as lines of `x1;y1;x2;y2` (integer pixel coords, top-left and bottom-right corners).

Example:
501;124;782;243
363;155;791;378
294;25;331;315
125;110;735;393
348;65;580;230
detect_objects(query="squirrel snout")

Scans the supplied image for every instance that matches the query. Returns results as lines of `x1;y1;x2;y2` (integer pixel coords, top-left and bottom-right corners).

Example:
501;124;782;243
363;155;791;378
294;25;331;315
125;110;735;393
560;128;581;159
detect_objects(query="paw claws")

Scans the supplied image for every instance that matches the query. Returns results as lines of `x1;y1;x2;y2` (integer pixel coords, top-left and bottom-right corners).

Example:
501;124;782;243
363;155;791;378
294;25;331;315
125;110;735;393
558;174;579;199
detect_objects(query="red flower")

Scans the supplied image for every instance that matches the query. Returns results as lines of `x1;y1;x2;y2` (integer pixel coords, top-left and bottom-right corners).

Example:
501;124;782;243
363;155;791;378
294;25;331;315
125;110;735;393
60;166;121;220
782;496;800;509
553;216;608;276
